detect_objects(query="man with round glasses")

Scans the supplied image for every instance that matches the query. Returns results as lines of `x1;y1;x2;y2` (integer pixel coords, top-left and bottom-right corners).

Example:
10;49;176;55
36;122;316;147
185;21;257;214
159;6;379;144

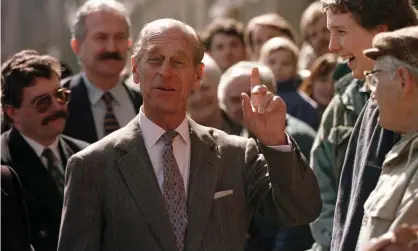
1;50;89;251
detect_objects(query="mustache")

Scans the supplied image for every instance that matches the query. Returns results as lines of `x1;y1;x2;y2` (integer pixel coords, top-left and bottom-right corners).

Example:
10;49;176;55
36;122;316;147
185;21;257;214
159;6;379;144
97;51;123;61
41;110;69;126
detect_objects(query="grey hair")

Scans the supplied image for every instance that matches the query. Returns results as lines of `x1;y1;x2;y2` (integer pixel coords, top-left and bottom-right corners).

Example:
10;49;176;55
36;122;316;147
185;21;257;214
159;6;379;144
131;18;205;65
72;0;131;41
218;61;276;110
377;55;418;80
202;53;222;86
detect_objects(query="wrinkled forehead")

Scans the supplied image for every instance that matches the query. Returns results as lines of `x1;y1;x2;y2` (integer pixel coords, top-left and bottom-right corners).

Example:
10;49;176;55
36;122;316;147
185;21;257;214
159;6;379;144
144;28;195;54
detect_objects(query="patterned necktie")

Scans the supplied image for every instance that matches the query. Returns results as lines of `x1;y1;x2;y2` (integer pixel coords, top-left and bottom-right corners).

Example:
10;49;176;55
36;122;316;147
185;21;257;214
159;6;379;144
42;148;64;195
102;92;120;135
161;130;188;251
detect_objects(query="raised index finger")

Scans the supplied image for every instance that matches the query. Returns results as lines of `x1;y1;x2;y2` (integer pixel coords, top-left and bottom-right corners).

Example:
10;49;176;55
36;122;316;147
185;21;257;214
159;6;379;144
251;67;261;89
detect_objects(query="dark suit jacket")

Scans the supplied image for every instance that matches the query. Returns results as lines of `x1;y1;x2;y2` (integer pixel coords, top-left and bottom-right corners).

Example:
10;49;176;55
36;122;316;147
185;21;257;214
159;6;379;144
1;165;32;251
61;73;143;143
1;127;89;251
58;116;321;251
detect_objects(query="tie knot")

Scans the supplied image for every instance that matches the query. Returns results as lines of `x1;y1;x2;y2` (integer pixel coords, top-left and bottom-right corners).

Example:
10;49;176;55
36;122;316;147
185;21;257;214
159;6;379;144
102;92;114;105
162;130;178;145
42;148;55;161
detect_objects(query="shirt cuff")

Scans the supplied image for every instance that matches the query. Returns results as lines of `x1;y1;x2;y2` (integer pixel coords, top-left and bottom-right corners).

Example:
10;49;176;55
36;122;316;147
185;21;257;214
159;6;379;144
267;133;292;152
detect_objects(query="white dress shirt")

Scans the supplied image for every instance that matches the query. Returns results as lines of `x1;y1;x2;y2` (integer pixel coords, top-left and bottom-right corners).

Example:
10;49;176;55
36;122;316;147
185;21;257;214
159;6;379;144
20;133;64;175
139;110;191;195
82;73;137;140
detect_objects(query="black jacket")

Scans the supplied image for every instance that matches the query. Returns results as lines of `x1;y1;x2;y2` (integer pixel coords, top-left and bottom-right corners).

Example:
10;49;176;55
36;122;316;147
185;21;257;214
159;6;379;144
61;74;142;143
1;165;33;251
1;128;89;251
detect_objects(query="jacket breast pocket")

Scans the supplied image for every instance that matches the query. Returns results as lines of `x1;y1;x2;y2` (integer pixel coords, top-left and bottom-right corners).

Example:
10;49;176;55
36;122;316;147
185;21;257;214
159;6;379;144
360;188;397;242
213;192;235;212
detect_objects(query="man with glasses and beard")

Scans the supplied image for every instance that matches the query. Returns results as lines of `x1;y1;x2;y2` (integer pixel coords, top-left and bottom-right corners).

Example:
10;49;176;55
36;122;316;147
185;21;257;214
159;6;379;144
1;50;89;251
62;0;142;143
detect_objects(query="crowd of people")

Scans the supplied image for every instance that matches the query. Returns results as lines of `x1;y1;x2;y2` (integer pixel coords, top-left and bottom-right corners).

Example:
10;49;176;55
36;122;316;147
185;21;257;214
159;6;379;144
1;0;418;250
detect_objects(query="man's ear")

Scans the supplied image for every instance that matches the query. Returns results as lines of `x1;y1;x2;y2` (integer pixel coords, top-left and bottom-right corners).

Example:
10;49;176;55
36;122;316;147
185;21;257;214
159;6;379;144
4;105;17;123
397;66;414;96
70;39;81;55
130;56;140;84
194;63;204;90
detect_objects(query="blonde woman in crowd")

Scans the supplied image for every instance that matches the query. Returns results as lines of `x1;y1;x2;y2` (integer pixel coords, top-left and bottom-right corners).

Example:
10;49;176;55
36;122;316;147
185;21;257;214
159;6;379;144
259;37;319;129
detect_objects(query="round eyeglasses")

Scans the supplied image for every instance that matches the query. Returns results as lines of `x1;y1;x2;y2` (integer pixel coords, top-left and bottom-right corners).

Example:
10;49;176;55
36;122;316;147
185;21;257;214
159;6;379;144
21;88;71;113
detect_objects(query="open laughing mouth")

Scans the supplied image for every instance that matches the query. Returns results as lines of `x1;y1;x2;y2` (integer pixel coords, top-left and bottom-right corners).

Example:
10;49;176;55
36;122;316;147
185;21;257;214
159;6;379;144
342;55;355;66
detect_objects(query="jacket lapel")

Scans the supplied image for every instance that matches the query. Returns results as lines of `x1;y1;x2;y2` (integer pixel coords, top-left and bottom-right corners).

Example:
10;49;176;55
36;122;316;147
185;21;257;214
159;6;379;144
57;137;78;170
184;120;220;251
115;118;177;251
63;75;98;143
121;81;142;112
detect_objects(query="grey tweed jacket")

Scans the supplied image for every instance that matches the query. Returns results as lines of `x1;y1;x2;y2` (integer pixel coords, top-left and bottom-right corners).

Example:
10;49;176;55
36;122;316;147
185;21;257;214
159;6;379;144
57;115;321;251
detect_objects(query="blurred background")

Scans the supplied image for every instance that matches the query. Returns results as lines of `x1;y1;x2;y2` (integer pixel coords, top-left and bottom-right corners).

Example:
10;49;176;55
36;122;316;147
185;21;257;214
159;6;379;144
1;0;314;71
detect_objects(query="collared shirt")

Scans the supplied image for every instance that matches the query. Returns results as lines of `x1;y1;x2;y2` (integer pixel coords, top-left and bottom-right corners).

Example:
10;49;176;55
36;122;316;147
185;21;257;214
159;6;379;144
139;109;191;195
20;133;64;175
82;73;137;140
139;108;292;195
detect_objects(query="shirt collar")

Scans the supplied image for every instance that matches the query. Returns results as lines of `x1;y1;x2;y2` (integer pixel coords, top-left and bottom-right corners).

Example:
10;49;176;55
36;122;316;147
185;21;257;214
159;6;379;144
81;72;124;105
20;132;60;159
138;107;190;148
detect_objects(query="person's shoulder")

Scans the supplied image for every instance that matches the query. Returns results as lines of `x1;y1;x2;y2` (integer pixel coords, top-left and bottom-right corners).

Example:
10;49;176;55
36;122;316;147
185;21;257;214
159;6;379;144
286;114;316;137
334;73;355;95
1;165;13;181
73;130;122;160
192;121;249;149
297;90;318;109
1;130;13;163
123;74;141;93
60;73;82;88
405;133;418;155
1;165;22;192
60;134;90;150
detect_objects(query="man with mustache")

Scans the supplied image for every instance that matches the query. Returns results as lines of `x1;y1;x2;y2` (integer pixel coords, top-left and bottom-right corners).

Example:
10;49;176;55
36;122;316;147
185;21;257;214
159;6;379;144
62;0;143;143
0;50;89;251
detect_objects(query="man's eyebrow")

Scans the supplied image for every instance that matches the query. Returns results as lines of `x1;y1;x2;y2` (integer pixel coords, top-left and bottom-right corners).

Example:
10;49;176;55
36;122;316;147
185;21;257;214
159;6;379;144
175;50;190;59
145;46;160;55
29;87;60;104
328;24;347;30
30;93;48;104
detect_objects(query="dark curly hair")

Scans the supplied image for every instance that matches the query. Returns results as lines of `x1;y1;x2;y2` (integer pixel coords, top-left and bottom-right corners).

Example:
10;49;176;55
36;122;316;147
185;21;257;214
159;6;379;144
321;0;418;31
201;17;245;51
1;50;61;123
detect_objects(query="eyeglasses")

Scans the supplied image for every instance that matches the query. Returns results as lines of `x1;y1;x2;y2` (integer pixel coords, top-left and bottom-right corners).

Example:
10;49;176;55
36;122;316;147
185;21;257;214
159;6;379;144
363;69;394;92
21;88;71;113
